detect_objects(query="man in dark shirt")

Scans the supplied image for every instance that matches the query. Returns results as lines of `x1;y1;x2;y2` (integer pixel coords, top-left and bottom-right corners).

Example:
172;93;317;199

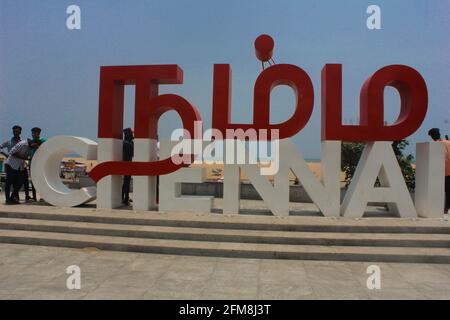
28;127;47;201
122;128;134;205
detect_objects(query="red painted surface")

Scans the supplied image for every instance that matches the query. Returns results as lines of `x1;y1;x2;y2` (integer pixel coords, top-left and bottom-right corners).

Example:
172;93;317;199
136;94;201;139
212;64;314;140
98;65;183;139
89;158;190;183
321;64;428;141
255;34;274;62
90;65;201;182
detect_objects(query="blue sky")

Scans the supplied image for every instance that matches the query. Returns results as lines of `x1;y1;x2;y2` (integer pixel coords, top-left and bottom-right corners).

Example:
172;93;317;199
0;0;448;159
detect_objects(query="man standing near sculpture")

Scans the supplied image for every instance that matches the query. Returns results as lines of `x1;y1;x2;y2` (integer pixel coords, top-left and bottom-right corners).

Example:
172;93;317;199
428;128;450;214
28;127;47;202
3;139;33;204
1;125;23;204
122;128;134;206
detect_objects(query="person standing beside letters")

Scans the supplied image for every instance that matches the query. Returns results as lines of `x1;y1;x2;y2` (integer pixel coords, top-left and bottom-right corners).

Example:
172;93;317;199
428;128;450;214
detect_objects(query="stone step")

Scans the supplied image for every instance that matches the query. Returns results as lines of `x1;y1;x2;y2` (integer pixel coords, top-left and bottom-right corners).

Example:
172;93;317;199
0;206;449;234
0;229;449;264
0;217;450;248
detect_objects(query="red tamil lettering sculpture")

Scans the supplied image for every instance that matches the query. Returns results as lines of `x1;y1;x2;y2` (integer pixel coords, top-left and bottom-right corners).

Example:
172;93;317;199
321;64;428;141
89;35;428;184
90;65;199;182
212;63;314;140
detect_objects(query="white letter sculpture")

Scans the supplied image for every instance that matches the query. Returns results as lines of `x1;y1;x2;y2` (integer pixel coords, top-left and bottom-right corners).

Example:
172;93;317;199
415;142;445;218
341;142;417;218
31;136;97;207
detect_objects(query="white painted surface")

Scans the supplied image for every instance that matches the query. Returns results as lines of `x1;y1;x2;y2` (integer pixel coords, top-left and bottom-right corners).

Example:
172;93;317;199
31;136;97;207
96;138;122;209
341;142;417;218
415;142;445;218
133;139;158;211
159;140;213;213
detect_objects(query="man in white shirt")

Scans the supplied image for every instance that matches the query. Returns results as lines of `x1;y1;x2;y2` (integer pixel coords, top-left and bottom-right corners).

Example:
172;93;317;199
1;125;23;204
4;139;32;204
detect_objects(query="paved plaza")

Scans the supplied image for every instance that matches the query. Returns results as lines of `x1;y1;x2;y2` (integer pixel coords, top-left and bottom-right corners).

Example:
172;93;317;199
0;243;449;300
0;193;449;299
